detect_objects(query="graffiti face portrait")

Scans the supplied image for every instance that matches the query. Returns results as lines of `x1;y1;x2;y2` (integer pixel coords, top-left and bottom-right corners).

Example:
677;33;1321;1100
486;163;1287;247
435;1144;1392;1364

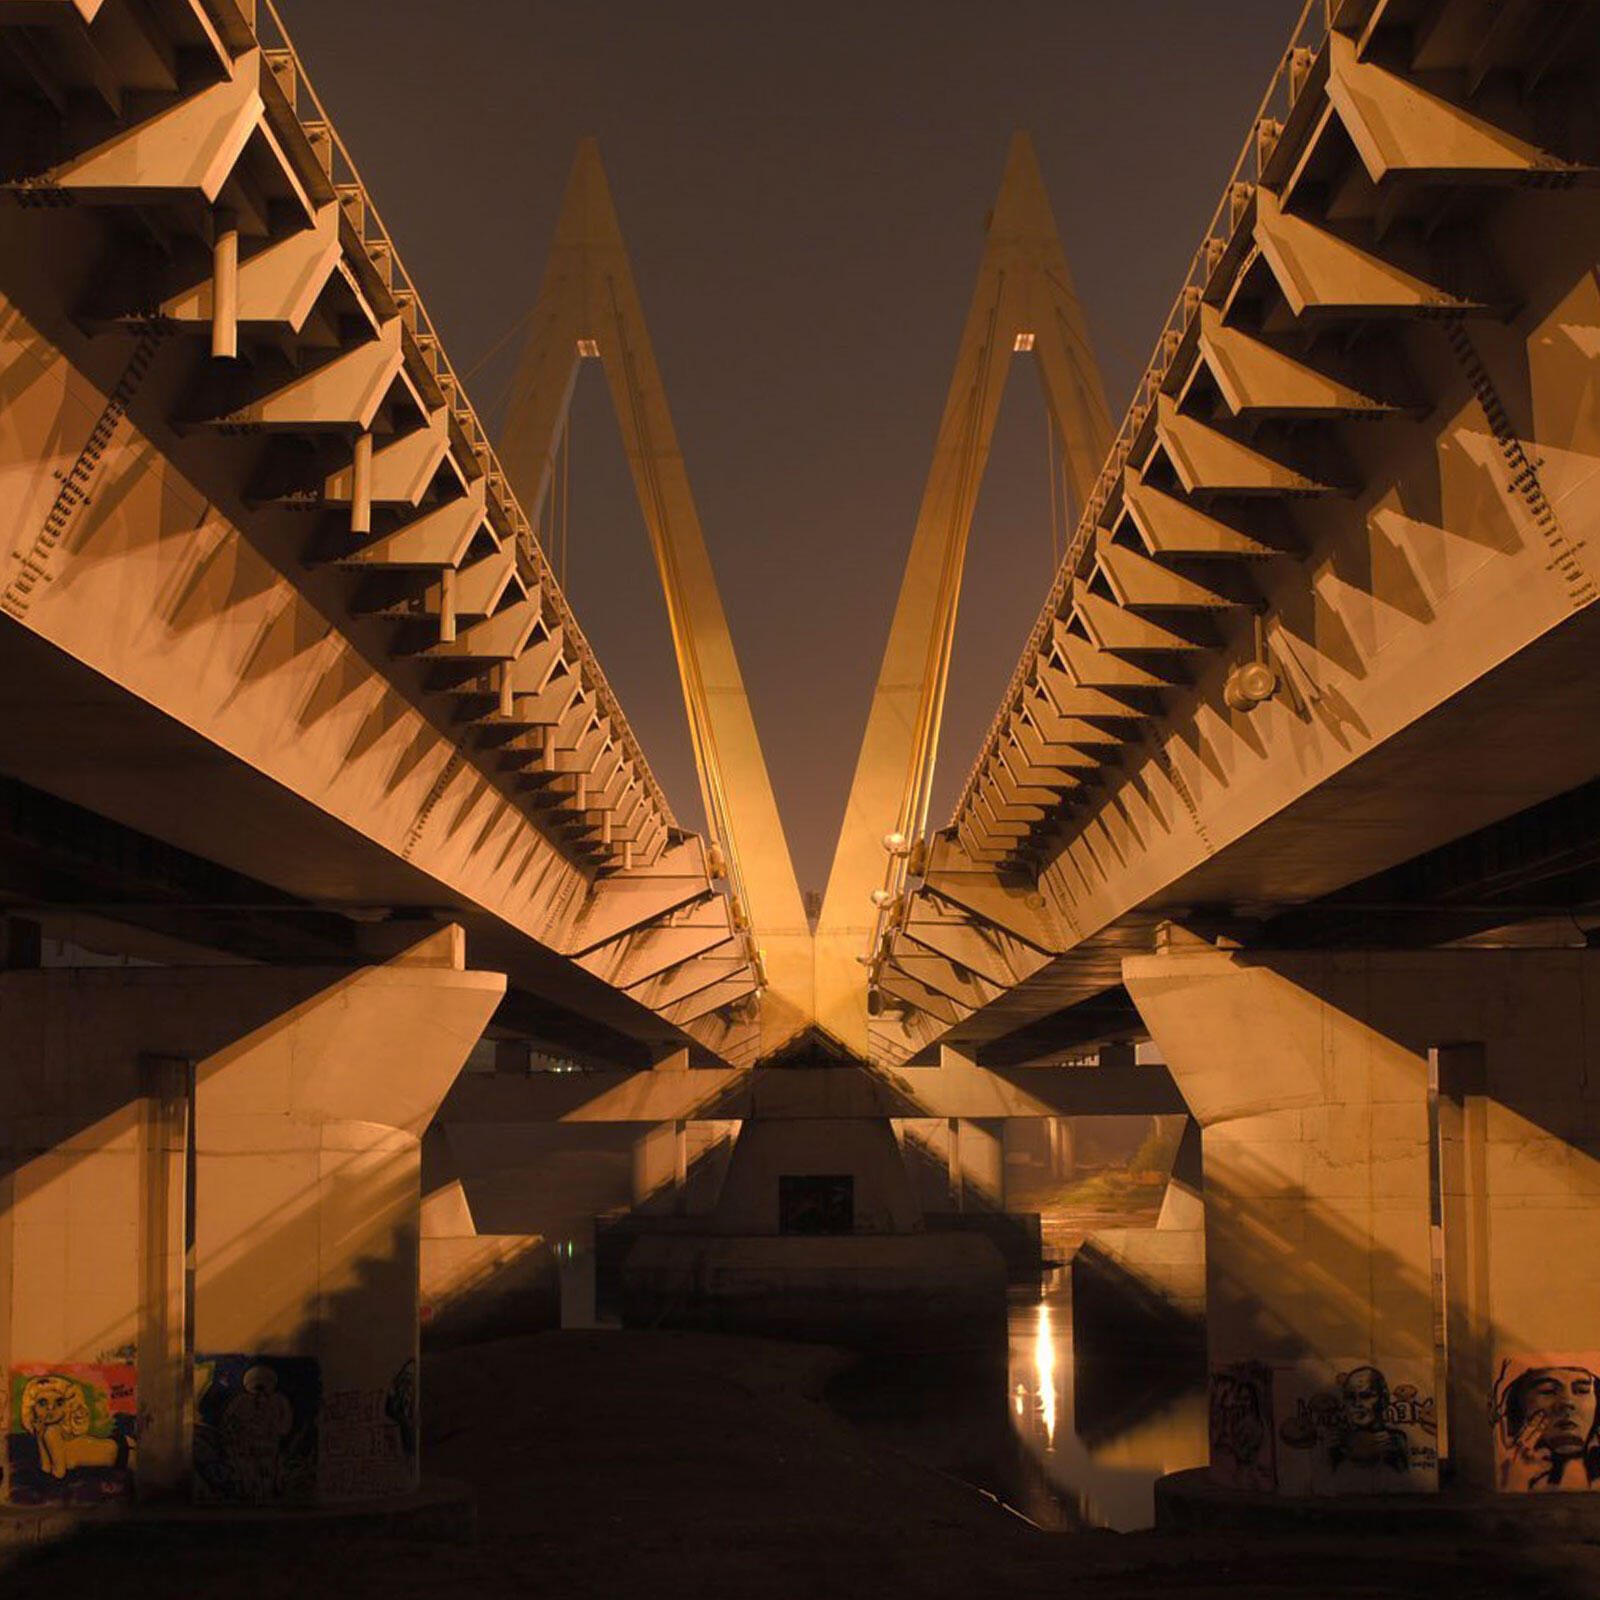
1515;1369;1598;1458
1215;1378;1266;1461
6;1364;137;1506
1493;1355;1600;1492
192;1353;320;1506
20;1377;87;1439
1276;1359;1435;1494
1340;1367;1388;1432
1507;1367;1599;1477
1208;1363;1276;1491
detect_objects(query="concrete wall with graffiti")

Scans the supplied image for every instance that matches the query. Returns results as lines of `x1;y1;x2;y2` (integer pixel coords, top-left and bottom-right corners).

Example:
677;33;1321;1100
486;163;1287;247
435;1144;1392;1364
4;1362;137;1506
193;1354;418;1505
1212;1351;1600;1496
1491;1353;1600;1493
1210;1358;1439;1495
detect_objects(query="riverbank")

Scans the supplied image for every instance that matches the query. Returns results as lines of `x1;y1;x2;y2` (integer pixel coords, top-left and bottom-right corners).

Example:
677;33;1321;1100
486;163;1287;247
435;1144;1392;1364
1;1328;1595;1599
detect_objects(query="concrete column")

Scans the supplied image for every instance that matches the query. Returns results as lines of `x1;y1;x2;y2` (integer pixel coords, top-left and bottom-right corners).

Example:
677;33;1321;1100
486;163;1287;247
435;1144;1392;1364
0;927;502;1510
136;1053;192;1499
631;1122;683;1214
1047;1116;1076;1182
960;1119;1006;1211
942;1117;1006;1212
1124;939;1600;1497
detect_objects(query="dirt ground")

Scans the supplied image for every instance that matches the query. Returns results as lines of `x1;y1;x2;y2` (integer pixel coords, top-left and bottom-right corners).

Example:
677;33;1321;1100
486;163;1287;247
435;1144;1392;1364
3;1328;1599;1600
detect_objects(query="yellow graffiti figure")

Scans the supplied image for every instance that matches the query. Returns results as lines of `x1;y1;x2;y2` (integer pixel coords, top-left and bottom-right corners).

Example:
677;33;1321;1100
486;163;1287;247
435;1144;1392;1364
18;1375;129;1480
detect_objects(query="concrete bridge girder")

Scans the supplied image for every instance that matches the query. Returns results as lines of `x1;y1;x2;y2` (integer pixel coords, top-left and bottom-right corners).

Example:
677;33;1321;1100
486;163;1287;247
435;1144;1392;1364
434;1054;1183;1129
0;0;762;1053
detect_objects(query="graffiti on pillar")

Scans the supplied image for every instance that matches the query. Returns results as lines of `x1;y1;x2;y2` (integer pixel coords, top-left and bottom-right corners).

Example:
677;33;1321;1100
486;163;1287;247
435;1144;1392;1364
1491;1354;1600;1492
1276;1360;1438;1494
193;1355;320;1505
317;1361;418;1501
386;1358;418;1461
4;1363;137;1505
1209;1362;1276;1491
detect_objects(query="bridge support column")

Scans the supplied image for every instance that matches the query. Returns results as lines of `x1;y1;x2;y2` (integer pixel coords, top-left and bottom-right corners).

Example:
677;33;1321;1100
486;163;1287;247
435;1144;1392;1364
1124;937;1600;1497
0;927;502;1510
947;1118;1006;1212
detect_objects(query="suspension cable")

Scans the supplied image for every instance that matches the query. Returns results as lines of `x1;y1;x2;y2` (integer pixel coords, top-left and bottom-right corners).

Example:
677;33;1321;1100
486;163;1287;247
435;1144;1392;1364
462;305;539;384
559;411;571;586
603;277;755;937
1047;401;1061;570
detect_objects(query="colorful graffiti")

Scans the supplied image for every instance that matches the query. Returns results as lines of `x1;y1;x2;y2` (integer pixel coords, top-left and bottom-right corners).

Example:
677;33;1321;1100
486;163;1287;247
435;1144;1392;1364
193;1354;320;1505
1276;1359;1438;1494
1209;1362;1276;1492
1491;1354;1600;1492
5;1363;137;1506
318;1360;419;1501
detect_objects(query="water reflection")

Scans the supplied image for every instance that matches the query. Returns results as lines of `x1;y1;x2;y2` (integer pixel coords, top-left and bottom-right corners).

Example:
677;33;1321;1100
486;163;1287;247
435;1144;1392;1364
831;1272;1206;1533
1007;1278;1206;1530
1030;1304;1057;1447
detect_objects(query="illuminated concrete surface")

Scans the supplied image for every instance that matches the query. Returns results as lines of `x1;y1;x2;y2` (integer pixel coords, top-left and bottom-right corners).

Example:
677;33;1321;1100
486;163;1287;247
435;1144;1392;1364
0;0;1595;1556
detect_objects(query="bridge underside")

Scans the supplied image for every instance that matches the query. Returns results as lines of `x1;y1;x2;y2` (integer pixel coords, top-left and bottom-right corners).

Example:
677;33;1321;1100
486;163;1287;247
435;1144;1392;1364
967;596;1600;1064
0;620;677;1067
0;0;1597;1528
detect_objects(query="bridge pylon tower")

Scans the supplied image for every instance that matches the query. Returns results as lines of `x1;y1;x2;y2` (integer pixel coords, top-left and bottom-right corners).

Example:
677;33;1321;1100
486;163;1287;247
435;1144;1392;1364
499;140;813;1058
815;130;1116;1058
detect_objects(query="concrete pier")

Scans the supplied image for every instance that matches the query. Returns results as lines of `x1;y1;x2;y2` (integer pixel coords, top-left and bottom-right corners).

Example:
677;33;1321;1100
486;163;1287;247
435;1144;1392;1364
0;927;501;1511
1126;935;1600;1498
418;1181;558;1349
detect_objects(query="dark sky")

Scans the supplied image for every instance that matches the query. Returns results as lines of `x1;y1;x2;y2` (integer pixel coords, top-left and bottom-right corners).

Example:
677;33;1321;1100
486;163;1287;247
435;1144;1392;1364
275;0;1306;894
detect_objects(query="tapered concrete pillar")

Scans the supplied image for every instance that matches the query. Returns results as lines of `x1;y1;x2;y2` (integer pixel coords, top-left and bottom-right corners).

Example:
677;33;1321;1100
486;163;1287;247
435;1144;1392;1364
191;927;502;1504
0;927;502;1509
1124;938;1600;1497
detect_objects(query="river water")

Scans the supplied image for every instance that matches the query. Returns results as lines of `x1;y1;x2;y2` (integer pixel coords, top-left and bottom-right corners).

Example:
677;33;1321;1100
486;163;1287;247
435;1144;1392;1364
827;1271;1208;1531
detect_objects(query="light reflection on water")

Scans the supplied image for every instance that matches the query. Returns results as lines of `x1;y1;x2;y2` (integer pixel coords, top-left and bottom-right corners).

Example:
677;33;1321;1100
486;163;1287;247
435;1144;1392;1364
1032;1304;1057;1447
1006;1280;1207;1531
829;1272;1206;1533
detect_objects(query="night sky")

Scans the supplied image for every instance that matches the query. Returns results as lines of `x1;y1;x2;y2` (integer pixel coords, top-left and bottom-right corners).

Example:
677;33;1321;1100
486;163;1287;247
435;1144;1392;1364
274;0;1306;894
